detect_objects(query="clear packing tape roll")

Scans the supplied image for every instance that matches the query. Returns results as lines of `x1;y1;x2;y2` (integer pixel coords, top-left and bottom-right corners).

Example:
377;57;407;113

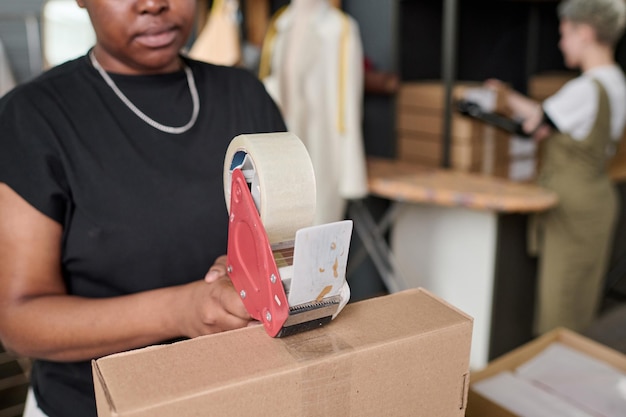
223;132;316;244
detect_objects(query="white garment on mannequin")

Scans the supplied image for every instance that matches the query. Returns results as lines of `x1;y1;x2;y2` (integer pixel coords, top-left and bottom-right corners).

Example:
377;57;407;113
262;0;368;224
280;1;316;118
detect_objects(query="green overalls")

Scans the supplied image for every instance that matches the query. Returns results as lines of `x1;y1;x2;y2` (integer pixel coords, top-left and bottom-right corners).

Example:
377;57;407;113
532;79;618;335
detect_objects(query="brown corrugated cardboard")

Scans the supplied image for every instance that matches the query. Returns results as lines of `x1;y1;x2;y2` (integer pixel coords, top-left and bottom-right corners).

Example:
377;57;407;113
397;131;492;171
397;81;508;114
93;288;473;417
396;81;528;179
528;71;577;101
398;81;482;112
397;111;487;142
397;125;511;175
466;328;626;417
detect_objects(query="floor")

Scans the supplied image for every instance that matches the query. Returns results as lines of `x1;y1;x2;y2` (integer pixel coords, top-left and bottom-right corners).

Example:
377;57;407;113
0;344;30;417
583;283;626;355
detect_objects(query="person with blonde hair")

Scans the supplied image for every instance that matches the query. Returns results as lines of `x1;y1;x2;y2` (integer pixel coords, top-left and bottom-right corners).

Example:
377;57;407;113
489;0;626;335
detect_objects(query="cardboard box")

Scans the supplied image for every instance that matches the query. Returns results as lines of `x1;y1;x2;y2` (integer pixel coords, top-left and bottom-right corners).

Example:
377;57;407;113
93;288;473;417
397;111;491;143
396;81;527;179
396;121;511;175
397;130;507;172
466;328;626;417
397;81;507;114
528;71;577;101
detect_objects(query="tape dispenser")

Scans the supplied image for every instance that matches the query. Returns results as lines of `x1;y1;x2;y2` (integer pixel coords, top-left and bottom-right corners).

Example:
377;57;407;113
223;132;352;337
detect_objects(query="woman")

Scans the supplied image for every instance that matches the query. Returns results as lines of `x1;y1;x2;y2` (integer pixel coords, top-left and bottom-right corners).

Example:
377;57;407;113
0;1;286;416
490;0;626;335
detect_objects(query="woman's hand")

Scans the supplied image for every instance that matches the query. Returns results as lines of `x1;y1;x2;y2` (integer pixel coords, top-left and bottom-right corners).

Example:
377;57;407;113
204;255;228;283
484;78;510;97
175;275;252;338
173;255;251;338
0;182;252;361
485;78;550;139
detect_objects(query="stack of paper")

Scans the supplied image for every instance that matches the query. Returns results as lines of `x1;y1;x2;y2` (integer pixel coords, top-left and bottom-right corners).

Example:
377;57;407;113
473;343;626;417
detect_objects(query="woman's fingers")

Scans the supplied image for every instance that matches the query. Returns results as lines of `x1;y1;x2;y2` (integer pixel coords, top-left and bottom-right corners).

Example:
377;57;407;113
204;255;229;283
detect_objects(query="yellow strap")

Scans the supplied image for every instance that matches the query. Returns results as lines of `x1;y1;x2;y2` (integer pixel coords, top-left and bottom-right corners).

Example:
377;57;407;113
210;0;224;13
337;13;349;134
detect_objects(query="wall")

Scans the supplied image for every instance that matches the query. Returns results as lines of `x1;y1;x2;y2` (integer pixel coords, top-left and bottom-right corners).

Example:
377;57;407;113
344;0;397;158
342;0;398;299
0;0;46;84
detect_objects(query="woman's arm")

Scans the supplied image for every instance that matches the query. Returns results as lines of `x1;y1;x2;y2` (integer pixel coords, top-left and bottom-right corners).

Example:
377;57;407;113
486;79;553;141
0;183;250;362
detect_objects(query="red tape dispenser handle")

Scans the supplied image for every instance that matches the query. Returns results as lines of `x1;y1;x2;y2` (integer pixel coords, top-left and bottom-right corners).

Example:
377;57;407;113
227;168;289;337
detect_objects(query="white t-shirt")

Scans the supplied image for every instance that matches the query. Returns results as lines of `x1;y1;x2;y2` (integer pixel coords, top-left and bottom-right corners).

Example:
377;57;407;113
543;65;626;141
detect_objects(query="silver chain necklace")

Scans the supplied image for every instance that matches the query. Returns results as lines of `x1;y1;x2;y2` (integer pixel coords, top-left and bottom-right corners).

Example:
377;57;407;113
89;51;200;135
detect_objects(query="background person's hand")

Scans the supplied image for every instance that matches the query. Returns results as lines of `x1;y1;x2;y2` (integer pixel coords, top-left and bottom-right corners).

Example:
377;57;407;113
484;78;510;97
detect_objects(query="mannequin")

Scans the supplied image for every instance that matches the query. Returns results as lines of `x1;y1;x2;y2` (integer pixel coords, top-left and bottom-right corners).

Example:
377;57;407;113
260;0;368;225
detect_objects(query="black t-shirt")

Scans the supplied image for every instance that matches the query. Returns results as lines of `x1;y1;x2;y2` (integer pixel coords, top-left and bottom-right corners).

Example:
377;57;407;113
0;54;286;417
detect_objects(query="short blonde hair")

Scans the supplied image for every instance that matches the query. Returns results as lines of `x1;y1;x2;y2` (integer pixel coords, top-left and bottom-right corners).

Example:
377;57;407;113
558;0;626;45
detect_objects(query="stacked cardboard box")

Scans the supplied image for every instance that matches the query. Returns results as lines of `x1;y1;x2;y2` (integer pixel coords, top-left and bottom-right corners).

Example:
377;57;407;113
93;288;473;417
528;71;577;101
396;81;534;181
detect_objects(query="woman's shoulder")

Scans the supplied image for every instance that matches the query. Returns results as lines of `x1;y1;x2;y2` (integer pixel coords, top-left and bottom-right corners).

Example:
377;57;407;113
1;56;89;107
586;65;626;83
544;74;596;110
559;74;595;96
587;65;626;98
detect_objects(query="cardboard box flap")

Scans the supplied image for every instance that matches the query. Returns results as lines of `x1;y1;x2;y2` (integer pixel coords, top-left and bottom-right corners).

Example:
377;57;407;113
93;288;473;417
466;328;626;417
471;327;626;384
